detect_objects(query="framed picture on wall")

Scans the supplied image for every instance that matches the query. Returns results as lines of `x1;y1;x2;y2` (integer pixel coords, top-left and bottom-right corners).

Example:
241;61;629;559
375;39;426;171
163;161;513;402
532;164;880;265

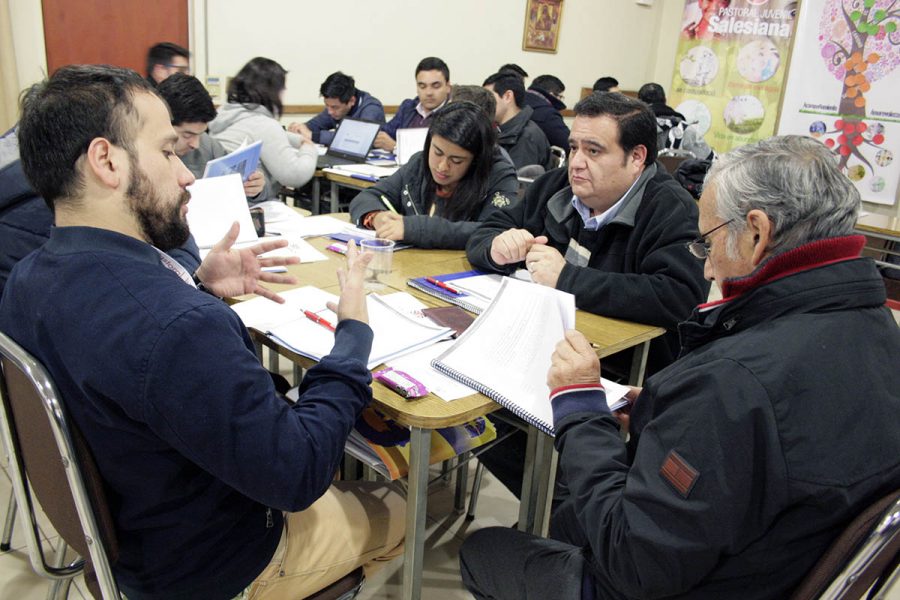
522;0;563;53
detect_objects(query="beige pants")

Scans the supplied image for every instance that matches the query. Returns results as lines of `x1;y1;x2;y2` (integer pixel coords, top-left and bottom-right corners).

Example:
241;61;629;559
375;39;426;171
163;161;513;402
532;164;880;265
247;480;406;599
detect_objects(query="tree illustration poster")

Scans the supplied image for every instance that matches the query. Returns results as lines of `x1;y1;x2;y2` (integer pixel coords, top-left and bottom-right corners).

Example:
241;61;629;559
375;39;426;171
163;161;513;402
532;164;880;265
778;0;899;205
668;1;799;155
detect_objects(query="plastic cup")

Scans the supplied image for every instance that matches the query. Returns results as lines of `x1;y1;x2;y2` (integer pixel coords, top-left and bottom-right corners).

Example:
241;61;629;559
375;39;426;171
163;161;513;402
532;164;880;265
359;238;395;290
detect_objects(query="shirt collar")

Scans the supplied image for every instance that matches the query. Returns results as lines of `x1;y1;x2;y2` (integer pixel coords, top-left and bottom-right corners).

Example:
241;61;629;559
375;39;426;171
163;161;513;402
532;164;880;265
570;174;643;231
415;98;447;119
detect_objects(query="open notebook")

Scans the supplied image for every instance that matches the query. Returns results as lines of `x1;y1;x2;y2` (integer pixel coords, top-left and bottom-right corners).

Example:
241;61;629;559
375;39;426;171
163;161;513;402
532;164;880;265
231;287;453;369
431;278;628;436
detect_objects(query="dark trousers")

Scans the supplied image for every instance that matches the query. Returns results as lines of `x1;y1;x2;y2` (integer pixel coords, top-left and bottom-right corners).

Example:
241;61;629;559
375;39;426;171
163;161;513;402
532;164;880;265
460;527;588;600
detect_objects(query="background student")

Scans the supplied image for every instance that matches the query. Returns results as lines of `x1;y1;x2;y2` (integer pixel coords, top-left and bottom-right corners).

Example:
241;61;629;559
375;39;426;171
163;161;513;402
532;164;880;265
374;57;452;152
350;101;517;249
209;57;317;196
289;71;385;145
145;41;190;86
157;73;268;201
483;71;551;171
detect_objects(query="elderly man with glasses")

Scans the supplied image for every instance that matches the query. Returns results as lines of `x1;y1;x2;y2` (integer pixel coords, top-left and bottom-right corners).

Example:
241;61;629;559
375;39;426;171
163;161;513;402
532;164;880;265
460;135;900;600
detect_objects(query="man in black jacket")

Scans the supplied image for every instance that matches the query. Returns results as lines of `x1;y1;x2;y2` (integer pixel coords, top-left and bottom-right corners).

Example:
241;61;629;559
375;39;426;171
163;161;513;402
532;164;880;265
460;134;900;600
484;72;551;171
524;74;570;152
466;92;707;498
468;92;707;375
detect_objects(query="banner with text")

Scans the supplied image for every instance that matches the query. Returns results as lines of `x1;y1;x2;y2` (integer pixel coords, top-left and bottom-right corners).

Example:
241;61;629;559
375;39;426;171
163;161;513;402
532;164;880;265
669;0;798;155
777;0;899;205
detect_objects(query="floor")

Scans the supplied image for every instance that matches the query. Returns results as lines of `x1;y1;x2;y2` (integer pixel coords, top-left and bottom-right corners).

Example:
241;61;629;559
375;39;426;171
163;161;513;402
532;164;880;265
0;398;519;600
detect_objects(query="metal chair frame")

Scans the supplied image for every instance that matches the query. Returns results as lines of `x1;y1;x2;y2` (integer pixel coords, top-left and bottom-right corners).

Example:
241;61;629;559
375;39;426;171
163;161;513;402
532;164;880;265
0;331;120;599
819;496;900;600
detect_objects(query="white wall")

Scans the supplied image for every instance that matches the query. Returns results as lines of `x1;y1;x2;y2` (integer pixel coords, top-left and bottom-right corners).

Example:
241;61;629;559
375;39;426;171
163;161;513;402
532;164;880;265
9;1;682;104
198;0;674;105
8;0;47;90
9;0;898;214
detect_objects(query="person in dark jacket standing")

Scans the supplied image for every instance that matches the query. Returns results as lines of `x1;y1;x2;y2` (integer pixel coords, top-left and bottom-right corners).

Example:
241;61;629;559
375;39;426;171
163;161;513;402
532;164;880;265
350;102;517;249
289;71;385;145
524;74;571;151
1;65;405;600
484;72;551;171
460;134;900;600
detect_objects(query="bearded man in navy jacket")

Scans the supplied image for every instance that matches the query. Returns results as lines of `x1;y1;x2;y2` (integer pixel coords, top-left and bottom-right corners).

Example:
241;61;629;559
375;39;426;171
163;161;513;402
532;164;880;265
0;65;404;600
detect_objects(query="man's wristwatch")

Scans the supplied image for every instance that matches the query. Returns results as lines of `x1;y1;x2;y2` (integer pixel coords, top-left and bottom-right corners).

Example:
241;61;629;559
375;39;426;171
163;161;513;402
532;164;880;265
192;272;222;299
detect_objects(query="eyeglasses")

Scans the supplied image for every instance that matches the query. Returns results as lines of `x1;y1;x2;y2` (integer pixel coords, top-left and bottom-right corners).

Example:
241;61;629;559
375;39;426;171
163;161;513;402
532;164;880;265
686;219;734;259
163;63;190;73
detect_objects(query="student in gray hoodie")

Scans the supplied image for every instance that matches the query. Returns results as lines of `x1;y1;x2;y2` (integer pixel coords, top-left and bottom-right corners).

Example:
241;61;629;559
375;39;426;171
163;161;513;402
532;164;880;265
209;57;317;195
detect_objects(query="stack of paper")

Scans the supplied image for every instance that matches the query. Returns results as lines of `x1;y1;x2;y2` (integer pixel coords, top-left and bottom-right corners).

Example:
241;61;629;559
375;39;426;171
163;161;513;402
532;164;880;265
231;287;453;369
432;278;628;436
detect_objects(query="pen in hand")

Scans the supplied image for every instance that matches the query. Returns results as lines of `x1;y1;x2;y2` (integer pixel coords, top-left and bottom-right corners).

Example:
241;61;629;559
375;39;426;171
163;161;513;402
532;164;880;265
303;309;336;332
379;194;399;214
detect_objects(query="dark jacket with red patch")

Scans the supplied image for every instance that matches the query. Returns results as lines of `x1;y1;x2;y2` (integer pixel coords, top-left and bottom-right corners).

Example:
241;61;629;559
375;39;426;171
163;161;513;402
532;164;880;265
550;236;900;599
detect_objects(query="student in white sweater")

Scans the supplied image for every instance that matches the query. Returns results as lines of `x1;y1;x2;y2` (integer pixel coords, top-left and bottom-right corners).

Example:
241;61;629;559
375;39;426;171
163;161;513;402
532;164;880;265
209;57;317;196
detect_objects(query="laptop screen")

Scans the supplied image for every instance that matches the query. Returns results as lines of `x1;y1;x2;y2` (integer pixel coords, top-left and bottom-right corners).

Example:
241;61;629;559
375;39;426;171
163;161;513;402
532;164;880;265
328;118;381;160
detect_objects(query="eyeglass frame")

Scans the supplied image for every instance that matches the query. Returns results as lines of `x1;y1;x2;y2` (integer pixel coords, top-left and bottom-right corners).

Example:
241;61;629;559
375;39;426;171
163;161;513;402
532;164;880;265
162;63;190;72
686;219;735;259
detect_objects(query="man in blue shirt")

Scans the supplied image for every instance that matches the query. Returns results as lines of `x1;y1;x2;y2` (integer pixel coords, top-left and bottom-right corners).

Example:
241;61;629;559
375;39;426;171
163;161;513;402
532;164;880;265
289;71;385;145
374;56;452;152
1;64;405;600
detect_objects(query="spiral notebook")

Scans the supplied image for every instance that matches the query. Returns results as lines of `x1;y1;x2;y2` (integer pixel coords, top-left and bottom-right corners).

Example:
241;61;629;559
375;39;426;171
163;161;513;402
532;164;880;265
431;278;575;435
407;270;494;314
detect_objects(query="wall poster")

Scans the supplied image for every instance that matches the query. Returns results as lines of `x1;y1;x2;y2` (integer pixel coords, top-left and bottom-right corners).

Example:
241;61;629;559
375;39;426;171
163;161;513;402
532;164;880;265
777;0;900;205
668;0;799;155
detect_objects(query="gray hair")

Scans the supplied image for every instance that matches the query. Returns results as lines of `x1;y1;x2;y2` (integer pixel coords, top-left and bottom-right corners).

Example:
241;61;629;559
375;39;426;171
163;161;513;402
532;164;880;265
705;135;860;258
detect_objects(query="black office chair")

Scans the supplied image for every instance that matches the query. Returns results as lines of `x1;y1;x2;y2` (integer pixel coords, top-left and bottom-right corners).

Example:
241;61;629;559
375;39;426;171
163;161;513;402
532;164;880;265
0;330;120;599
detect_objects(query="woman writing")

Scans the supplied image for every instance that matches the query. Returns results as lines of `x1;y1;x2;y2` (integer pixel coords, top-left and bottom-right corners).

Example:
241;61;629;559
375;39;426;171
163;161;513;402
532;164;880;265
209;57;317;197
349;102;517;249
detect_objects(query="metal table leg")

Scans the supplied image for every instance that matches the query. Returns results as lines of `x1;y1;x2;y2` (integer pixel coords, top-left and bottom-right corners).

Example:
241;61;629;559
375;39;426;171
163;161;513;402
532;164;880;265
519;427;555;536
530;435;557;537
629;340;651;386
402;426;431;600
311;176;321;214
330;181;340;213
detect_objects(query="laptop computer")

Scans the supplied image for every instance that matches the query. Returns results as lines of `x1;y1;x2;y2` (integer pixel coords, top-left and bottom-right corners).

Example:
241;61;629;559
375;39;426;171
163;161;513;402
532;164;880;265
316;117;381;168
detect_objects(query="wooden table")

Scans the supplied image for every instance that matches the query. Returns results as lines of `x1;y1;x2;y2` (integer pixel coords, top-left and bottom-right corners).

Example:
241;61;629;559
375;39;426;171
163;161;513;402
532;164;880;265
856;213;900;272
242;226;664;600
307;170;379;214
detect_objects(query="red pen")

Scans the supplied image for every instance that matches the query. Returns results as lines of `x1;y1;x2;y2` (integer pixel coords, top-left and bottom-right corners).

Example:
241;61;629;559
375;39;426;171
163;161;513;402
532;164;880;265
303;309;336;332
425;277;462;294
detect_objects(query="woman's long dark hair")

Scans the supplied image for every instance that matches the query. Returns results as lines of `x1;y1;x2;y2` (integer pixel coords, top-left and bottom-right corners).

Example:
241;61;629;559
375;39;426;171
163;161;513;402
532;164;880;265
422;101;496;221
226;57;287;118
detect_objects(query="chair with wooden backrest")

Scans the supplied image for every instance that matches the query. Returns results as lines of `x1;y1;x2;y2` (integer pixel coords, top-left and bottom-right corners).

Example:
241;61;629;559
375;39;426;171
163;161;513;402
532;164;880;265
656;149;694;176
0;330;120;599
790;488;900;600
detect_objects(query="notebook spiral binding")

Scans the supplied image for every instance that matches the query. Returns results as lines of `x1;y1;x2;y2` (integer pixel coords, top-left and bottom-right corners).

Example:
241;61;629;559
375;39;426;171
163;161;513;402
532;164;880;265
431;360;555;437
407;280;485;315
